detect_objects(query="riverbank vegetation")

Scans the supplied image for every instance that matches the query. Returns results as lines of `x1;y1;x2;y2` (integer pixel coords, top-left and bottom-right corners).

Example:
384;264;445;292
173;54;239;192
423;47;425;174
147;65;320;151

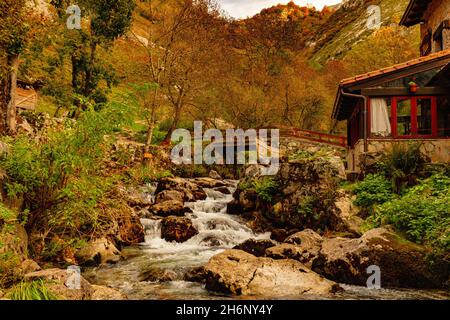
0;0;448;298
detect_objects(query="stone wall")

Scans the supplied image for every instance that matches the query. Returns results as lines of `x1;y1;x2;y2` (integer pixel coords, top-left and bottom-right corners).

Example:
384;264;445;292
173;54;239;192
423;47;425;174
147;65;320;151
348;138;450;173
420;0;450;52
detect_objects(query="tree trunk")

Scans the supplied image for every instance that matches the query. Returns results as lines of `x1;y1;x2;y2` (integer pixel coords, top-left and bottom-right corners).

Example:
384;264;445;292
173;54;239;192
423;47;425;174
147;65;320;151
163;92;183;143
84;40;97;97
6;53;19;135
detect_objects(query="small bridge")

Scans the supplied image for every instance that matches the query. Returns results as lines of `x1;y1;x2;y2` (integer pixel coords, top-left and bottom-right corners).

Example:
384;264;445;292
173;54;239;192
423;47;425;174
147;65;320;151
279;127;347;148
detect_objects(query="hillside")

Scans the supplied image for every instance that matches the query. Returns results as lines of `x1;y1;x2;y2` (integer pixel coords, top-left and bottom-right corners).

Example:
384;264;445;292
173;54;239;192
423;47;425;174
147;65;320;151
309;0;414;66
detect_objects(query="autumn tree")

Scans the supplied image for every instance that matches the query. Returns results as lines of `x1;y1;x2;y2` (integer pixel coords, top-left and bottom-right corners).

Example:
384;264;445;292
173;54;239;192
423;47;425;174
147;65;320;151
136;0;226;143
344;25;419;75
50;0;136;115
0;0;30;134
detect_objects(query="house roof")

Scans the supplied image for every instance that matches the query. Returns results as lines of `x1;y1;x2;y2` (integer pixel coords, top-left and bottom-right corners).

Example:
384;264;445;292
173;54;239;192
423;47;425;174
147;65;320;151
400;0;433;27
332;49;450;120
428;62;450;86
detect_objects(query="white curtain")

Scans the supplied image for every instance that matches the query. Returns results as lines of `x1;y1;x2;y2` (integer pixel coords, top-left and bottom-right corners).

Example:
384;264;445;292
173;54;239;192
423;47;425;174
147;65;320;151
371;98;392;137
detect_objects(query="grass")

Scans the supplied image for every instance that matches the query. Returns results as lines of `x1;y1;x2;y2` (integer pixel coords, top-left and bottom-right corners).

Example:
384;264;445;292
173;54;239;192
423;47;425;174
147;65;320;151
6;280;58;300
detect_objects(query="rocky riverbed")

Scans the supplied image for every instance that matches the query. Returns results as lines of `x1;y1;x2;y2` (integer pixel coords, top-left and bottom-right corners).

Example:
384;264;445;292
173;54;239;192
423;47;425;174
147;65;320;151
82;170;450;300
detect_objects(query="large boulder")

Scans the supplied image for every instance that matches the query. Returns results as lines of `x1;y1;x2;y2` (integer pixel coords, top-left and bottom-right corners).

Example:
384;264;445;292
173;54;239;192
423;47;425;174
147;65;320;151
161;216;199;243
75;238;121;267
201;249;339;296
311;228;448;288
24;268;93;300
266;229;323;268
229;156;349;234
149;200;192;217
233;239;277;257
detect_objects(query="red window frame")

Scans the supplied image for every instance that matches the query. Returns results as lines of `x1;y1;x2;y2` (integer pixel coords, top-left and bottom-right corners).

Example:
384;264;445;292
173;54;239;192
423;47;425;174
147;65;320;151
368;96;438;139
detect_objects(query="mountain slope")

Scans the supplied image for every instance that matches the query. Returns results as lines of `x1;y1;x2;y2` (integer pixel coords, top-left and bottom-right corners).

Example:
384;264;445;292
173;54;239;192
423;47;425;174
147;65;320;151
309;0;412;66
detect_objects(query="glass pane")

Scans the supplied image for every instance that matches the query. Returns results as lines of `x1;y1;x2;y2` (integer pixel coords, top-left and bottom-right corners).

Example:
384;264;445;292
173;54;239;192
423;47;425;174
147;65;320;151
397;98;411;136
437;96;450;137
417;98;432;135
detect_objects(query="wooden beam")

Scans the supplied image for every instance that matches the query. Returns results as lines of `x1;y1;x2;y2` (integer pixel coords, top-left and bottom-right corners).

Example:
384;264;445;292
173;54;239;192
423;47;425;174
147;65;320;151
361;87;450;96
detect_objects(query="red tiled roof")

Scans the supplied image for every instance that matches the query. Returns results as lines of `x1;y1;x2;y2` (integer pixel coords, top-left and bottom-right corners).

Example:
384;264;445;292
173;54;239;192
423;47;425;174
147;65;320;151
340;49;450;86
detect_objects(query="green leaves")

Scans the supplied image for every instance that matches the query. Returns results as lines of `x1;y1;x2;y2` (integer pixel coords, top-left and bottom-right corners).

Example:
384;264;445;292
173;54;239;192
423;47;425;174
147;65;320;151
374;174;450;251
353;174;395;208
253;177;278;203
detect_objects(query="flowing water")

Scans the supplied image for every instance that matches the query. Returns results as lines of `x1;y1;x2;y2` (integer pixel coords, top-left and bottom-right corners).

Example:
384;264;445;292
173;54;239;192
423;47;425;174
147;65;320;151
84;181;449;300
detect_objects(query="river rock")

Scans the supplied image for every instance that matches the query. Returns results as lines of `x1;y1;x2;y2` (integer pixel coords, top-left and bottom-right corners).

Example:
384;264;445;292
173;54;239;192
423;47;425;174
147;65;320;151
334;192;364;236
139;267;179;282
24;268;93;300
202;249;339;296
285;229;323;246
115;209;146;246
214;186;231;194
233;239;277;257
231;157;349;234
269;228;296;242
91;285;127;300
75;238;121;267
209;170;222;180
184;266;207;283
150;200;192;217
123;186;154;207
226;199;242;215
155;177;207;202
266;229;323;268
19;259;42;274
192;177;226;189
238;189;258;211
155;190;185;203
311;228;448;288
161;216;199;243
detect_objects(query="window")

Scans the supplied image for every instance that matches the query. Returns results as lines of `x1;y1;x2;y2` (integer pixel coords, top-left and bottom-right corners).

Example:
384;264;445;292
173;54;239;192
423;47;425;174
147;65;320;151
396;98;412;136
417;98;432;135
433;20;449;52
369;96;441;139
437;95;450;137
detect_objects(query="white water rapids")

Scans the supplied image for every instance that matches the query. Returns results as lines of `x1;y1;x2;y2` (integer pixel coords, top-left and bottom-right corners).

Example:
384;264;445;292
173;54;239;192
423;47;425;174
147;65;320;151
83;181;450;300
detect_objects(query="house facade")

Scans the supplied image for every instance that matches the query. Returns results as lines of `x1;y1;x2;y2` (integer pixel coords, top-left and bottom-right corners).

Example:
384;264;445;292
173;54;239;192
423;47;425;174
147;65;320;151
400;0;450;55
332;0;450;173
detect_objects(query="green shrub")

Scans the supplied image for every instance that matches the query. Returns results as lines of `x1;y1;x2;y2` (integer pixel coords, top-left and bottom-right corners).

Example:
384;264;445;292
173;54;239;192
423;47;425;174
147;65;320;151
253;177;278;203
297;195;318;220
0;204;21;288
379;142;429;193
6;280;58;300
372;174;450;251
353;174;394;208
0;100;134;260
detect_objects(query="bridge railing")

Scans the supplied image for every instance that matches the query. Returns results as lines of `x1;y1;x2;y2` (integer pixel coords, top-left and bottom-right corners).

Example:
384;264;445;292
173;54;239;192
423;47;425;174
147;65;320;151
279;127;347;148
